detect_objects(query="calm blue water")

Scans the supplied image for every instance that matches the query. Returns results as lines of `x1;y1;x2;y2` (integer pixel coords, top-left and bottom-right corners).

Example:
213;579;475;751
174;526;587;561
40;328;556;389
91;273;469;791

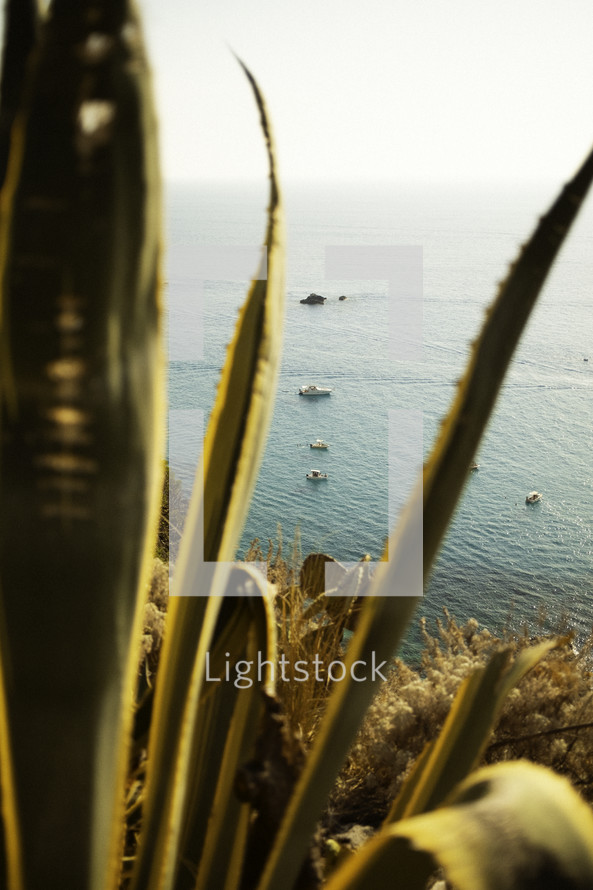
167;180;593;645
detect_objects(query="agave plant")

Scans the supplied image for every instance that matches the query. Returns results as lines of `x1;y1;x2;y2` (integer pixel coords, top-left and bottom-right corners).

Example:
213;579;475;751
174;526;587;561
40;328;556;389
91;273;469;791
0;1;162;887
1;2;593;889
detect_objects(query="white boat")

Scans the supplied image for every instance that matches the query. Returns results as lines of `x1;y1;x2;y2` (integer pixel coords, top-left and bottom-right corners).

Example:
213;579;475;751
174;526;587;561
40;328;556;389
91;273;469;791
526;491;542;503
299;384;332;396
306;469;328;479
310;439;329;449
469;462;479;471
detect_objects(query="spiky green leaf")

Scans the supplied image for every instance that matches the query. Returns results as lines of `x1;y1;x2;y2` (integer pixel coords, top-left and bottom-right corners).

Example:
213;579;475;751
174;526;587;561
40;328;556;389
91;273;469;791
256;148;593;890
0;2;163;887
387;638;557;822
130;64;284;890
256;482;422;890
0;0;38;191
423;147;593;578
327;763;593;890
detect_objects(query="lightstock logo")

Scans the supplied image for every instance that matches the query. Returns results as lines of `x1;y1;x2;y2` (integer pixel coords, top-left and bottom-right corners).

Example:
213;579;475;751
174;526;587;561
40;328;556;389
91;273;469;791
168;243;423;597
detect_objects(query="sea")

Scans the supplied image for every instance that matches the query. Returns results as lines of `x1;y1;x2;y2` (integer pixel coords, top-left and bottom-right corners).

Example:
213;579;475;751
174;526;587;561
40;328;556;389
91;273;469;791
166;178;593;653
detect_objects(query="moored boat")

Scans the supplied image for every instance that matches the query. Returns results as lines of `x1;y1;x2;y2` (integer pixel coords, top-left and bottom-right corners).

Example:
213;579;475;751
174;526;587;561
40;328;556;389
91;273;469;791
306;469;328;479
299;384;332;396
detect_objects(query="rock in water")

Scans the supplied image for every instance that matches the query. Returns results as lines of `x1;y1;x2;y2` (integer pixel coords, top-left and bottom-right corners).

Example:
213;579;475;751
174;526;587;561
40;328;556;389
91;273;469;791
300;292;326;304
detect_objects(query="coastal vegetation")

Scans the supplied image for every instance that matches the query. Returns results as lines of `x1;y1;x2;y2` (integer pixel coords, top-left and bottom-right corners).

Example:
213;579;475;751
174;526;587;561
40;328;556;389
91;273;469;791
1;2;593;889
144;546;593;831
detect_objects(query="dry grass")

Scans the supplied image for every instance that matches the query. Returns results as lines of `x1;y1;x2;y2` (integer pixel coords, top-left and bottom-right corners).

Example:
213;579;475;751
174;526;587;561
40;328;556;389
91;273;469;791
327;610;593;828
156;462;189;563
245;531;351;744
144;534;593;837
122;557;171;889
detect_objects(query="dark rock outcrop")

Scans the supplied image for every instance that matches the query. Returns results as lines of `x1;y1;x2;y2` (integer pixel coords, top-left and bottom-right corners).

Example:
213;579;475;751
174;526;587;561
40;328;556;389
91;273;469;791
300;292;326;305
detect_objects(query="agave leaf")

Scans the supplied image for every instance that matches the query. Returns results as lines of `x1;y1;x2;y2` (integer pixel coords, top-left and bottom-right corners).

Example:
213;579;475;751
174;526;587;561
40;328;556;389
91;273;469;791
323;833;435;890
173;597;255;888
256;481;423;890
130;65;284;890
405;761;593;890
325;762;593;890
0;0;38;192
169;569;277;890
300;553;344;598
192;577;277;890
257;149;593;890
423;146;593;578
132;573;275;890
203;58;284;564
0;663;24;890
387;638;557;822
223;805;253;890
0;2;163;887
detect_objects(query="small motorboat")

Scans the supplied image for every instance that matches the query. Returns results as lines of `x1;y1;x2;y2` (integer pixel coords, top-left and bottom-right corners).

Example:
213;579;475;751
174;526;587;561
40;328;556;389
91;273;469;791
310;439;329;449
306;469;328;479
469;462;479;471
299;384;332;396
526;491;542;503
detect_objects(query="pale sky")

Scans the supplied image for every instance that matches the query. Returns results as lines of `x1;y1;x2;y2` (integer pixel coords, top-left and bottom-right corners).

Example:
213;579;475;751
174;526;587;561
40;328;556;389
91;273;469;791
141;1;593;186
